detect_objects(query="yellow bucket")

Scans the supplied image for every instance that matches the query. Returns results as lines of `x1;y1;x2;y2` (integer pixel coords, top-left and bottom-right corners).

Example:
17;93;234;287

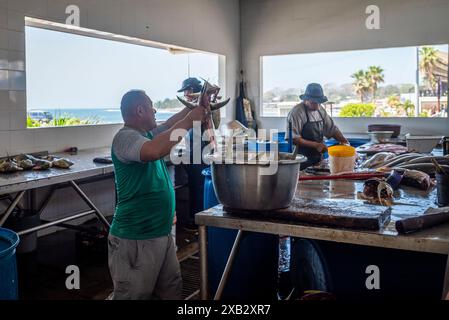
327;145;356;174
328;145;356;157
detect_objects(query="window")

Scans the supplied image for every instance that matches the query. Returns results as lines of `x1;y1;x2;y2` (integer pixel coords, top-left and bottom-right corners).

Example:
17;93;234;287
262;44;448;118
25;20;223;128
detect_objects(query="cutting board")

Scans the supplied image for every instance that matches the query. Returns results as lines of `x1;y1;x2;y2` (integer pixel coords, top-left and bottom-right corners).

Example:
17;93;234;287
395;206;449;234
224;197;391;230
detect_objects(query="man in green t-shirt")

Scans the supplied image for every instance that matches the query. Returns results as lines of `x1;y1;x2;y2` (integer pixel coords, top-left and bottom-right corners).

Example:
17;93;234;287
109;90;206;299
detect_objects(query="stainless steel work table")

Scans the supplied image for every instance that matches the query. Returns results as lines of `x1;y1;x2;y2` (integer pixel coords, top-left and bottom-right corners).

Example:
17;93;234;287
195;179;449;300
0;148;114;234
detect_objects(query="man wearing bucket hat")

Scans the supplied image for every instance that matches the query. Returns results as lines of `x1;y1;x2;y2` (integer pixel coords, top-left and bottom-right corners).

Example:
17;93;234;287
286;83;349;169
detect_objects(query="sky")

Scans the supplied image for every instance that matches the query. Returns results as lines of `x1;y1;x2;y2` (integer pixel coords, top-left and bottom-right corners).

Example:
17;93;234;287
25;25;447;109
263;44;448;92
25;26;219;109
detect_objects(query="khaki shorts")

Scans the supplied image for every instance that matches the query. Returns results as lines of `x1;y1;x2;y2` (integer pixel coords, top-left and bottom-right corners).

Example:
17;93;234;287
108;234;182;300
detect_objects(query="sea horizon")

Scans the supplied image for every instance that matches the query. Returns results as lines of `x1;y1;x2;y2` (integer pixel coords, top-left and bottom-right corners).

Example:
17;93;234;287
28;107;178;123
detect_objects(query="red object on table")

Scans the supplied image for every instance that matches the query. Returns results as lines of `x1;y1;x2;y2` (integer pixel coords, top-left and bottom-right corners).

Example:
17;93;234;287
299;172;387;181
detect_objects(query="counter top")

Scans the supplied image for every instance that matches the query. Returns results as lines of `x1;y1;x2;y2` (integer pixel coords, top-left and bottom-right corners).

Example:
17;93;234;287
0;148;113;195
196;180;449;254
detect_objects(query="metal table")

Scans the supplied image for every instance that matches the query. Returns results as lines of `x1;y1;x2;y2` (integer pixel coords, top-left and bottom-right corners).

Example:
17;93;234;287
0;148;114;235
196;180;449;300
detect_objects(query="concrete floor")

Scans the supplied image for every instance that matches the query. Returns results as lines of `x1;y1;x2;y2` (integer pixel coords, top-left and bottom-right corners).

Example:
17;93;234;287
16;217;200;300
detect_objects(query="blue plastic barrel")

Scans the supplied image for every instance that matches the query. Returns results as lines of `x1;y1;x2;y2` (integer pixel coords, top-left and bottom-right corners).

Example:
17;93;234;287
247;140;273;152
273;132;290;153
202;167;219;210
202;168;279;300
0;227;20;300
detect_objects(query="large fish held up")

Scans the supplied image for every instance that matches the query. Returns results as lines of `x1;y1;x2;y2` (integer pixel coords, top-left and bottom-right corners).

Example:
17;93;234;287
176;80;230;152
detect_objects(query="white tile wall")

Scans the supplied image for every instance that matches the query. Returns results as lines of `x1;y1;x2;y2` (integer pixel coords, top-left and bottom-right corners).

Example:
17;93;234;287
86;0;122;35
0;49;7;68
0;29;8;49
7;50;24;70
9;127;34;153
46;0;88;26
8;70;25;90
0;8;7;29
7;10;25;32
0;110;10;130
0;69;8;89
33;127;56;151
119;2;137;37
0;90;9;110
53;125;79;151
0;130;10;150
8;90;26;108
7;0;47;17
9;108;26;130
7;30;24;51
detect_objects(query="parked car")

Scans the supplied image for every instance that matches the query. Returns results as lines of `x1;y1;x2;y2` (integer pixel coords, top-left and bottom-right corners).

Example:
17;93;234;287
27;110;53;122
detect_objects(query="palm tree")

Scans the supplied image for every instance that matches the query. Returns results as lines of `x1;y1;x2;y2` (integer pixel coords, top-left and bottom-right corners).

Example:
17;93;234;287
367;66;385;101
401;99;415;117
387;95;400;106
351;70;370;102
419;46;439;89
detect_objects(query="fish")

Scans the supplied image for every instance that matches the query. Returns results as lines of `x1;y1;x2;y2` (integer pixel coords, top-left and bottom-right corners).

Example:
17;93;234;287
394;163;449;177
17;159;34;170
361;177;394;206
176;80;230;131
25;154;52;170
177;80;230;152
361;152;395;168
32;161;51;170
401;155;449;166
52;158;74;169
0;160;23;173
397;169;433;191
381;153;423;168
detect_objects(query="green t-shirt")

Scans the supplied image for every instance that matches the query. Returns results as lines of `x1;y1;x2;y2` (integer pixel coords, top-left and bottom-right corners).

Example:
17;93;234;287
110;129;175;240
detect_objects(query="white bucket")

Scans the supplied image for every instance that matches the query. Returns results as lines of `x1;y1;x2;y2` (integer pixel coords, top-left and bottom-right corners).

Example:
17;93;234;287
328;146;357;174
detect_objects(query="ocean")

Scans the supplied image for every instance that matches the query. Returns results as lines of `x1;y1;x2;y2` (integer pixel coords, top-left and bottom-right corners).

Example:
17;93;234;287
37;108;177;123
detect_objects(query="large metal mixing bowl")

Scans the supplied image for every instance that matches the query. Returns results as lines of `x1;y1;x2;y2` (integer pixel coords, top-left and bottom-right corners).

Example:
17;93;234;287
210;154;306;211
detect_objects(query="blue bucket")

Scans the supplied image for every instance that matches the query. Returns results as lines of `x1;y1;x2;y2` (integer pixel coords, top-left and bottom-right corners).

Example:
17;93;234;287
202;167;219;210
275;132;293;152
202;167;279;299
0;227;20;300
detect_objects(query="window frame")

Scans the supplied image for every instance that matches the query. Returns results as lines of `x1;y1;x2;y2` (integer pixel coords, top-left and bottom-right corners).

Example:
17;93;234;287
259;45;449;119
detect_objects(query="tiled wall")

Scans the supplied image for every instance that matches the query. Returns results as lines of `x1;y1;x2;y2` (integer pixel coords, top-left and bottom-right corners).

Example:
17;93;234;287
0;0;240;157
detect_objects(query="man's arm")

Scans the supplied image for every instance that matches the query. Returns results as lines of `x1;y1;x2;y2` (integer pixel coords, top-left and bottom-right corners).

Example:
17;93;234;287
332;129;349;145
151;107;190;136
140;107;206;162
292;137;328;154
163;107;190;128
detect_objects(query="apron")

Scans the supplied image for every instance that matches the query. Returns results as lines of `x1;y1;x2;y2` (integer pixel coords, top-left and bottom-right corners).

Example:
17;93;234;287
298;105;325;169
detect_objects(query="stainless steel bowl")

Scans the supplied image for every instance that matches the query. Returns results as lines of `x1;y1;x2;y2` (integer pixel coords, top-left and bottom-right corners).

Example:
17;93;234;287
209;154;306;211
368;131;394;144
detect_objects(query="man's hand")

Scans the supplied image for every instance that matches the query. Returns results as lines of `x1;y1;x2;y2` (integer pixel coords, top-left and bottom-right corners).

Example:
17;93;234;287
187;106;207;123
334;130;350;146
173;214;177;225
314;142;328;154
